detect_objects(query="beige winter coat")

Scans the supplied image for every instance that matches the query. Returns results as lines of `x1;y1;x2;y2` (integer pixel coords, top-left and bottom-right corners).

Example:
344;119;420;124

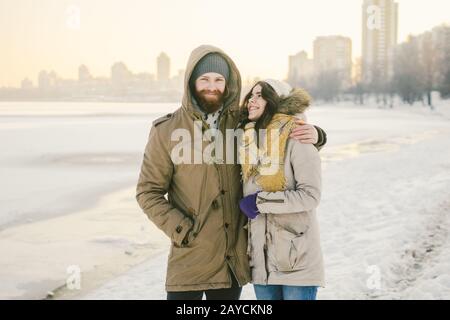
241;89;325;287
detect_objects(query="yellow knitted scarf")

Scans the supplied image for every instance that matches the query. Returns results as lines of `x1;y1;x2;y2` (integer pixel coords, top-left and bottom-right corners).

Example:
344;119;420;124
239;113;297;192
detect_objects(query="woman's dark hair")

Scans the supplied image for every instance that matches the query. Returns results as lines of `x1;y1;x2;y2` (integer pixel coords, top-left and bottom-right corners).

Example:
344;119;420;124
241;81;280;131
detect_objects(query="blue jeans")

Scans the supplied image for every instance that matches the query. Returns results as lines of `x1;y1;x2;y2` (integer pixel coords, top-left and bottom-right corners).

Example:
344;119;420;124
253;284;318;300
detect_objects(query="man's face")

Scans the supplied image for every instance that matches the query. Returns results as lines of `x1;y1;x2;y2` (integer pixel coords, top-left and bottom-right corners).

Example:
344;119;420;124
194;72;226;113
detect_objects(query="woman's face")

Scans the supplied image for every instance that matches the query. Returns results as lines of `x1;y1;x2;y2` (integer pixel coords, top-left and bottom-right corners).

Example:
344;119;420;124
247;84;267;121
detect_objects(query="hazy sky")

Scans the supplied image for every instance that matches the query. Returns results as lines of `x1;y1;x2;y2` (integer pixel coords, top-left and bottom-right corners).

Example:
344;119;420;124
1;0;449;87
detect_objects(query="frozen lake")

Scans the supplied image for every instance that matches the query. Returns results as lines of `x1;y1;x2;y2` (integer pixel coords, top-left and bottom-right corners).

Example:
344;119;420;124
0;102;179;228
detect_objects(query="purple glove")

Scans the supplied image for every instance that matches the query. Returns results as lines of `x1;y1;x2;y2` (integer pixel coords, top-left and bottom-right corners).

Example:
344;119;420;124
239;193;260;220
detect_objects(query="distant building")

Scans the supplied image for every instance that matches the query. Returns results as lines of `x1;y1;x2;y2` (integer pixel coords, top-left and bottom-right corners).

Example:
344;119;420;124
313;35;353;88
157;52;170;83
399;24;450;95
362;0;399;83
78;65;92;83
168;69;185;91
21;78;33;89
287;51;314;87
111;62;132;91
38;70;56;89
430;24;450;80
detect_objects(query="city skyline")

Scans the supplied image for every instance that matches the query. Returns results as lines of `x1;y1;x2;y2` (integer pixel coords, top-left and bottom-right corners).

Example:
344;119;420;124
6;21;450;92
1;0;449;88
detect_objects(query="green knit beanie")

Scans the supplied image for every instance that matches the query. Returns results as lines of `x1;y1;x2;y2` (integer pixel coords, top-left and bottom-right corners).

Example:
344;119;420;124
190;53;230;85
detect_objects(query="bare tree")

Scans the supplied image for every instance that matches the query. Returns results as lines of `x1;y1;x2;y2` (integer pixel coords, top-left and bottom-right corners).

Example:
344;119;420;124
393;37;424;105
420;32;437;109
312;70;342;102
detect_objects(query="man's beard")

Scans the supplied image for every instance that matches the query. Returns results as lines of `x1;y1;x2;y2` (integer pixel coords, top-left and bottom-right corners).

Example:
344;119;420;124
194;89;225;113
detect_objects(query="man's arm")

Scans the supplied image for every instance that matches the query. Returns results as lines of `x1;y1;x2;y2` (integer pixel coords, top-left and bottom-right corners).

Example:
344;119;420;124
289;118;327;151
136;125;193;247
313;125;327;151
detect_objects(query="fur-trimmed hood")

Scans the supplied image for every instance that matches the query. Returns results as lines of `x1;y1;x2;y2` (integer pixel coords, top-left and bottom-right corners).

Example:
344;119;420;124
239;87;312;122
182;45;241;115
277;88;312;115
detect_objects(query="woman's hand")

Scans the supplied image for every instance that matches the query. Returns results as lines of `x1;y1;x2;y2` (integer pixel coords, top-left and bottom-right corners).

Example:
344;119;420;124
290;119;319;144
239;193;260;220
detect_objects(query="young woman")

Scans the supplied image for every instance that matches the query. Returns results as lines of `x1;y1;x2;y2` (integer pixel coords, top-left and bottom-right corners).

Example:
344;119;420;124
238;79;324;300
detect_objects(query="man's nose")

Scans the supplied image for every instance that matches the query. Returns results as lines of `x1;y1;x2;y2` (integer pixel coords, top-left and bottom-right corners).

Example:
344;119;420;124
206;81;217;90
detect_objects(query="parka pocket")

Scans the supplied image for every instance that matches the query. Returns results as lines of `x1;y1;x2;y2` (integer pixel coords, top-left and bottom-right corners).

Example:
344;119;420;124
271;224;309;272
171;216;198;250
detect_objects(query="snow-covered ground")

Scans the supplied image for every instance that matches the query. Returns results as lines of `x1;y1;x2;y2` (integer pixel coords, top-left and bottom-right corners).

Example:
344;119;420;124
1;100;450;300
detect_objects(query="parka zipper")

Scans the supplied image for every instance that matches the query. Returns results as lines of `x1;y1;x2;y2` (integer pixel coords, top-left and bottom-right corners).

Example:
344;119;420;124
217;114;243;288
263;213;269;284
257;197;285;204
